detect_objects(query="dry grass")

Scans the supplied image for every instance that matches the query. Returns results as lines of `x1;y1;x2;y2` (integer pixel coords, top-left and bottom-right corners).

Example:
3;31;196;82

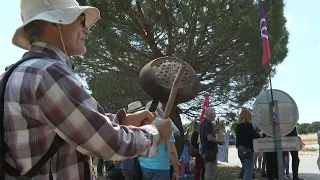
216;163;264;180
216;163;241;179
300;133;317;144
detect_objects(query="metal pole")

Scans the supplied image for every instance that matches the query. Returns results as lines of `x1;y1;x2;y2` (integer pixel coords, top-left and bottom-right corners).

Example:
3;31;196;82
270;100;284;180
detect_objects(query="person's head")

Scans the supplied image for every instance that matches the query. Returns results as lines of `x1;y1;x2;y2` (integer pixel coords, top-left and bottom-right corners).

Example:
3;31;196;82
237;107;253;124
193;120;200;132
145;101;164;117
13;0;100;56
204;107;216;121
127;101;145;113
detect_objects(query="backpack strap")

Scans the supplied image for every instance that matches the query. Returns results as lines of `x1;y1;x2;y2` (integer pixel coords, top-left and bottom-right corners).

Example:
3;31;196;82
0;51;65;179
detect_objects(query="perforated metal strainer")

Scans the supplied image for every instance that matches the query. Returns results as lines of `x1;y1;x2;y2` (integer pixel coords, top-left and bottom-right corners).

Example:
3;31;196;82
139;56;200;106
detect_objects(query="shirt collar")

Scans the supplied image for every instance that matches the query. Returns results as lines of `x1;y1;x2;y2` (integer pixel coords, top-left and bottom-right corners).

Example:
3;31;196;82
30;42;74;69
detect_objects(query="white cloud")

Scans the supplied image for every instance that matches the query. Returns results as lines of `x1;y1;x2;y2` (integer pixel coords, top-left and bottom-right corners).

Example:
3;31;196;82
317;44;320;49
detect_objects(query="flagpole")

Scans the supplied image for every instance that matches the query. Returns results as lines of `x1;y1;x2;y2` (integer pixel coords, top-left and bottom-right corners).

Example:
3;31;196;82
197;92;209;149
268;63;274;105
259;1;284;179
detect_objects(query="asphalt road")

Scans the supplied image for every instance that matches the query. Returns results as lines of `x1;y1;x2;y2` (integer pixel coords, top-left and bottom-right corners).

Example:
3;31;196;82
227;147;320;180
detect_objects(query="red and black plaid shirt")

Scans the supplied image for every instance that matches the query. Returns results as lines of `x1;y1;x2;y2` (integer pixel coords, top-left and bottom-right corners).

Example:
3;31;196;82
3;42;160;180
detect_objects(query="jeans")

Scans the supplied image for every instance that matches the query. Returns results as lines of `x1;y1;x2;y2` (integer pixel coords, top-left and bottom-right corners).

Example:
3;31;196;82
140;167;170;180
240;153;254;180
283;155;290;175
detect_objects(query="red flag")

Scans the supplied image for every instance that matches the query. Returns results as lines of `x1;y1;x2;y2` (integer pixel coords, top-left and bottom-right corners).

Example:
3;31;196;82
259;0;271;65
199;93;209;122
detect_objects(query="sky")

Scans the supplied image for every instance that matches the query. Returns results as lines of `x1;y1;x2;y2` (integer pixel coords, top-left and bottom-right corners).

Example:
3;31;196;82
0;1;319;124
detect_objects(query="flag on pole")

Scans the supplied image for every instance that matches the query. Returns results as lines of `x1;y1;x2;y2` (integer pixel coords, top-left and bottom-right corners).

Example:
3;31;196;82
199;93;209;122
198;93;209;143
259;0;271;65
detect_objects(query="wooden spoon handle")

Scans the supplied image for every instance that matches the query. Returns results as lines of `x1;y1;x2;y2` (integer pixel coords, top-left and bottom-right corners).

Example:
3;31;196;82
163;65;187;119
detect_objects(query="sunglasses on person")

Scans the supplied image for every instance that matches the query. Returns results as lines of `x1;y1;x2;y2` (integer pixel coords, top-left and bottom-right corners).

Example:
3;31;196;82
78;13;86;28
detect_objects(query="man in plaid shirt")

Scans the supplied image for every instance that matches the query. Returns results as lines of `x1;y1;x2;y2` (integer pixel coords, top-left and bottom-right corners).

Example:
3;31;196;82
3;0;172;179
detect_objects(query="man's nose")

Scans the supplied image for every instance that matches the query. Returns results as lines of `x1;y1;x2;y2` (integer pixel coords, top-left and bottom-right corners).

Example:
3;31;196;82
83;27;89;35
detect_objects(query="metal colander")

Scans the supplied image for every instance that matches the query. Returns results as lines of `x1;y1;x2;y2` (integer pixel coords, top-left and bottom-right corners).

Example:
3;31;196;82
139;56;200;104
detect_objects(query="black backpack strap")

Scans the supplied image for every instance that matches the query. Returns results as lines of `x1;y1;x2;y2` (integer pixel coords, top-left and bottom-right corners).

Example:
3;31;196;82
4;134;64;178
1;51;65;178
24;134;64;178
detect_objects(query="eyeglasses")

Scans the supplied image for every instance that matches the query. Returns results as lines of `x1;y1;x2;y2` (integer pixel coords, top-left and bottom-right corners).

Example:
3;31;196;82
79;13;86;28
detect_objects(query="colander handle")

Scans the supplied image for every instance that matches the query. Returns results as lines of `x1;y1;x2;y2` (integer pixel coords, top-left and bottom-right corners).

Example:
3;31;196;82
149;99;160;112
163;65;187;119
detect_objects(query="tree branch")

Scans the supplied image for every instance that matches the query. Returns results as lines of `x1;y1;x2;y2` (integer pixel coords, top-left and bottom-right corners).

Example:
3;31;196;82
185;2;201;64
136;0;163;57
159;0;174;55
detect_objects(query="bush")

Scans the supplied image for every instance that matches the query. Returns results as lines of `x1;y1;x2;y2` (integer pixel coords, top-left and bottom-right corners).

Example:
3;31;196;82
297;122;320;134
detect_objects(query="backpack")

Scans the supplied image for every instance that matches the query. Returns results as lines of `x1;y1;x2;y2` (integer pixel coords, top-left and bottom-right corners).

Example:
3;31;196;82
114;158;142;180
106;161;125;180
0;51;65;179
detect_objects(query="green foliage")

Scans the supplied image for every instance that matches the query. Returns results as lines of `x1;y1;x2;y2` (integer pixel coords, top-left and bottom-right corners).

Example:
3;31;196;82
230;122;237;133
74;0;288;121
297;122;320;134
306;121;320;134
297;123;310;134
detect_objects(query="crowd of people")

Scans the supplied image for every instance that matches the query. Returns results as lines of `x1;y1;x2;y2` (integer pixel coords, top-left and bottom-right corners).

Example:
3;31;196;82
97;107;308;180
181;107;309;180
234;108;305;180
95;106;315;180
96;101;181;180
1;1;318;180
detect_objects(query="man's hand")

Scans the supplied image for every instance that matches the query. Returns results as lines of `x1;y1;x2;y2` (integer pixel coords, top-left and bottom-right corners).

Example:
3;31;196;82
121;110;157;126
172;172;179;180
151;119;172;143
259;132;264;137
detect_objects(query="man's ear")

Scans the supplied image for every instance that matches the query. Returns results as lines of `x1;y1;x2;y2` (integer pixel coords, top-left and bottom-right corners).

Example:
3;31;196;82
45;22;59;33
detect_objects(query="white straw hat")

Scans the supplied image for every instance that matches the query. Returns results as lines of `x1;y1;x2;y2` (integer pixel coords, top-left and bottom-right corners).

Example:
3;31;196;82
127;101;145;113
12;0;100;50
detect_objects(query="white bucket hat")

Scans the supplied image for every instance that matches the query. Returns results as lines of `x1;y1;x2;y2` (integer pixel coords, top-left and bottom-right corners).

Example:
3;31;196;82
127;101;145;113
12;0;100;50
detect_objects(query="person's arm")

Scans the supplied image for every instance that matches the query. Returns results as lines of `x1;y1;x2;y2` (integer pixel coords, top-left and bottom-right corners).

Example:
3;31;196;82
184;131;191;146
190;132;198;148
167;135;179;178
206;122;219;143
252;126;261;139
170;119;181;137
173;131;180;138
235;124;239;148
36;62;160;160
207;134;220;143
